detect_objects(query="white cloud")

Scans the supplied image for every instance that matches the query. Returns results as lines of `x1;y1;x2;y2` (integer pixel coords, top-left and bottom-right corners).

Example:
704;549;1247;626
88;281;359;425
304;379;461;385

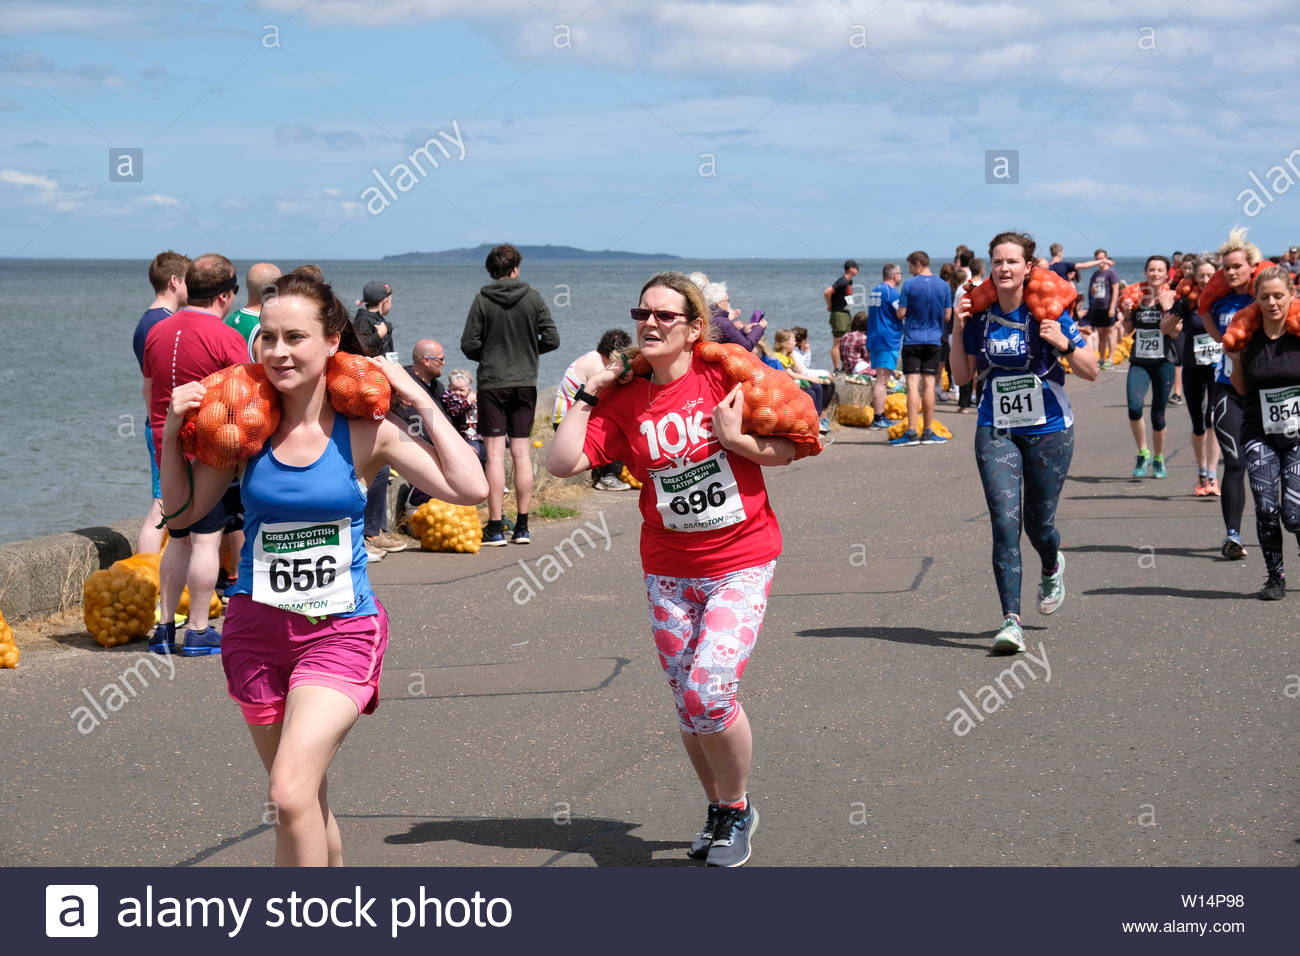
140;193;180;208
0;169;57;193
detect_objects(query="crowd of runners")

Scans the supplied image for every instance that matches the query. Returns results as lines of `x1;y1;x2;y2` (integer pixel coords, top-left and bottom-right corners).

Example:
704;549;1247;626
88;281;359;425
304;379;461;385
125;226;1299;869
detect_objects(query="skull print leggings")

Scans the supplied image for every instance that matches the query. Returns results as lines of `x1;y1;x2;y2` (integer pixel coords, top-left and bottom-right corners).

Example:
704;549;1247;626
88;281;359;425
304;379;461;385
645;560;776;735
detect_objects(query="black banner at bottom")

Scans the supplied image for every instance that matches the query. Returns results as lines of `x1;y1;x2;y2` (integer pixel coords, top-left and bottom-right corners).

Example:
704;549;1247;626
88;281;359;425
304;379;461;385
16;867;1295;953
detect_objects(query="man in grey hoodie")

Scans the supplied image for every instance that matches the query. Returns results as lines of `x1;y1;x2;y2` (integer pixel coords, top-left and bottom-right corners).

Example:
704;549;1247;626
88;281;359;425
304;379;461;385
461;243;561;545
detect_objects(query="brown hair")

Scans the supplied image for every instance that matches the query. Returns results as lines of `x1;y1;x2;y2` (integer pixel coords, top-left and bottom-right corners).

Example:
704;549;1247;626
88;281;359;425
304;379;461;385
290;263;324;282
907;250;930;268
266;273;366;355
148;250;190;294
989;231;1036;262
184;253;236;307
639;271;718;342
486;243;522;279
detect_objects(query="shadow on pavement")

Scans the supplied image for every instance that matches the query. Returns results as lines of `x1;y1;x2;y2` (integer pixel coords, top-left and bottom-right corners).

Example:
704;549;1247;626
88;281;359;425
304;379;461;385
384;816;694;867
1068;544;1223;561
1083;585;1248;601
794;625;1043;652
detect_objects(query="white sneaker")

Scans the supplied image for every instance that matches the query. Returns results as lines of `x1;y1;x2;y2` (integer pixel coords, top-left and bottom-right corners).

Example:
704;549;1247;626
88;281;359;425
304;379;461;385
364;543;386;562
1037;553;1065;615
992;616;1024;653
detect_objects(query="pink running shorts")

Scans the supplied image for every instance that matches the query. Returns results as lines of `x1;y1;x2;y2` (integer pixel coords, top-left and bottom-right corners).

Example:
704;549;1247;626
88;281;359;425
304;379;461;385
220;595;389;725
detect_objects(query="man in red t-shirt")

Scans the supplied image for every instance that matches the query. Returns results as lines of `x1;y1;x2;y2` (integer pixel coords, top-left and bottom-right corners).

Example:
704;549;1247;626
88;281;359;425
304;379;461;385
142;253;248;657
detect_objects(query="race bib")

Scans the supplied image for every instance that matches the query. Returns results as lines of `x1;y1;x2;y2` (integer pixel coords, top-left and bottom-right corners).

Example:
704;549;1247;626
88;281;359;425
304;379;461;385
1134;328;1163;360
1193;333;1222;367
252;519;355;616
652;451;744;533
992;374;1047;429
1261;386;1300;437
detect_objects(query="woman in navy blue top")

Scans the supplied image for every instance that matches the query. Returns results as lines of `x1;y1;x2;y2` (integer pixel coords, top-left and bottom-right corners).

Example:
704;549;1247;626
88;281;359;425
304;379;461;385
952;232;1100;654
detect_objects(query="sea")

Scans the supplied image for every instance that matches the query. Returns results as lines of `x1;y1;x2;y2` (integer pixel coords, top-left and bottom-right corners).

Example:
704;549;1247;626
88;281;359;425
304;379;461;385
0;255;1153;544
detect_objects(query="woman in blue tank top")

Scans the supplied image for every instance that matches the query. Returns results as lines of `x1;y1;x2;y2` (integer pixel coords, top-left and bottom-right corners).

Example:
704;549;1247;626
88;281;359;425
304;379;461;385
160;274;487;866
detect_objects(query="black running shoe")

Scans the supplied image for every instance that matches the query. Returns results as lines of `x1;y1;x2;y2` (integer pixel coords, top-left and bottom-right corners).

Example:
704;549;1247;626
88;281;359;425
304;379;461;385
705;799;758;867
687;803;721;860
1260;572;1286;601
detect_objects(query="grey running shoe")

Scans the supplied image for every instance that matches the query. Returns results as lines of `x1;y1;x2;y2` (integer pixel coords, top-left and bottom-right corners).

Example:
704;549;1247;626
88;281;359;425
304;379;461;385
687;803;721;860
705;799;758;867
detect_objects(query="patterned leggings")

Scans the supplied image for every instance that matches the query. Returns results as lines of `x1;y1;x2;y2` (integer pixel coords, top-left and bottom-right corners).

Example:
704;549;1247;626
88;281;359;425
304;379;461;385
1243;439;1300;577
644;560;776;735
974;426;1075;617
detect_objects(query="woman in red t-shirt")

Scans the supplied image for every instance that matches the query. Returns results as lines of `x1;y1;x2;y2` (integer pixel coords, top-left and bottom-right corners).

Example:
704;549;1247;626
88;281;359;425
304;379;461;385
549;272;795;867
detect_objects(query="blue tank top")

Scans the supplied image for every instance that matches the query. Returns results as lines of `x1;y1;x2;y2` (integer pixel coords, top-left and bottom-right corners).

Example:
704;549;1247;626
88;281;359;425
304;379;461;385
228;412;377;617
1208;292;1254;386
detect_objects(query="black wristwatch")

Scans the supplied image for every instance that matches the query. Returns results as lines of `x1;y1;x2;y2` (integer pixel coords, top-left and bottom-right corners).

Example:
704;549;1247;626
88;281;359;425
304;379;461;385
1059;341;1077;357
574;385;599;406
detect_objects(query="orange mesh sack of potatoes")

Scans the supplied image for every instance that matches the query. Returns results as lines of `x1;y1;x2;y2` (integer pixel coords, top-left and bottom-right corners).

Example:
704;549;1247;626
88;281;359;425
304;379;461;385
409;500;482;554
84;556;159;647
0;608;18;668
1197;261;1275;319
961;266;1077;323
83;553;220;648
1222;298;1300;350
180;364;282;470
327;352;391;420
887;419;952;440
835;404;875;427
629;342;823;459
883;393;908;420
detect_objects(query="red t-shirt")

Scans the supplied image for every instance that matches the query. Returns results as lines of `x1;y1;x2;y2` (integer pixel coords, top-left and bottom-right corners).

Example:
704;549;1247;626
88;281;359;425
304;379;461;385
583;353;782;577
142;308;249;466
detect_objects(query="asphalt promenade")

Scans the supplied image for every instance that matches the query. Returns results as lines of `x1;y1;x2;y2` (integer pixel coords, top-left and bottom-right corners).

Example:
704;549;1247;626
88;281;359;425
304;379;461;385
2;368;1296;867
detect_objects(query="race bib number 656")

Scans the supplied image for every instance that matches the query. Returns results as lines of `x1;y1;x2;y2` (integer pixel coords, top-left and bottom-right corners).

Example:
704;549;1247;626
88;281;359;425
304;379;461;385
252;519;356;616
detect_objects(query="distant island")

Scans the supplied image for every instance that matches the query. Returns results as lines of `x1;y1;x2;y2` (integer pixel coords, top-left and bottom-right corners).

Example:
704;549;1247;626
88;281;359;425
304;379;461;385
382;243;681;263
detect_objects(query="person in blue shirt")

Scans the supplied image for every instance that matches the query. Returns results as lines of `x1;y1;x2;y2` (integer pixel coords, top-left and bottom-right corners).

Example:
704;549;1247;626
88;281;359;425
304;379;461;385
952;231;1100;653
132;250;190;554
1200;228;1265;559
866;263;903;428
891;251;952;445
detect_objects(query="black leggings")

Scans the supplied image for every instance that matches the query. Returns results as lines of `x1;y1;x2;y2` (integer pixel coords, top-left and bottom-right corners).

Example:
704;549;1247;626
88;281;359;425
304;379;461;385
1126;361;1175;431
1182;363;1216;435
1212;384;1247;534
1244;439;1300;576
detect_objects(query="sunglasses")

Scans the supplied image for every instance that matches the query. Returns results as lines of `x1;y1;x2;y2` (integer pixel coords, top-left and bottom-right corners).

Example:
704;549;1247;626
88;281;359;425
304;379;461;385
630;308;694;323
423;354;444;361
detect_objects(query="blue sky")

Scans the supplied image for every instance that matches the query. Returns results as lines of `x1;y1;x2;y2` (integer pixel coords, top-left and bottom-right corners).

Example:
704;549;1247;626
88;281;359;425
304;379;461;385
3;0;1299;260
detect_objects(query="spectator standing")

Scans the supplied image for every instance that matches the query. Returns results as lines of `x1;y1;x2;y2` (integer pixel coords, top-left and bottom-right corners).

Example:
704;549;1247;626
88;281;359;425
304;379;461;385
824;259;859;371
461;243;561;545
132;250;189;553
141;253;247;657
867;263;904;428
351;281;406;559
225;262;282;361
890;250;952;445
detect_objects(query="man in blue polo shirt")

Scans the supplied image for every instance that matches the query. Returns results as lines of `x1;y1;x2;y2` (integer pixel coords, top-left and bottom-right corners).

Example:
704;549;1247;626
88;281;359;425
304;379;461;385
891;250;951;445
